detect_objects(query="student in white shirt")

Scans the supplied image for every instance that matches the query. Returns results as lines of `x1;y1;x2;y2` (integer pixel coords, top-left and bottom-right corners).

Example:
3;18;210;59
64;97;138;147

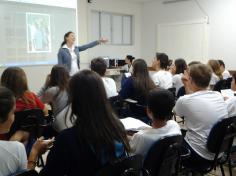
207;59;223;88
0;86;53;176
152;53;173;89
91;57;118;98
129;89;181;157
225;72;236;117
122;55;135;73
175;63;228;171
218;59;231;79
171;58;187;95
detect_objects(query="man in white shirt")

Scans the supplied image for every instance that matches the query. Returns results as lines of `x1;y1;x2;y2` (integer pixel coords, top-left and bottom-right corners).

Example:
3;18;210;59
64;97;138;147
91;57;118;98
129;89;181;157
151;53;173;89
175;63;228;171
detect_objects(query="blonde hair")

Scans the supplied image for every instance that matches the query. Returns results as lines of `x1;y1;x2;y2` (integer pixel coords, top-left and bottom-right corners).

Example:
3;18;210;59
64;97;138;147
208;59;223;80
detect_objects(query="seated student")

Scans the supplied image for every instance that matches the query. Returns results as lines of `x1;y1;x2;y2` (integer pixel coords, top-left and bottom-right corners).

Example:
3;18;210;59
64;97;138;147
38;65;70;132
218;59;231;80
91;57;118;98
0;86;53;176
122;55;135;73
1;67;48;142
225;72;236;117
152;53;173;89
171;58;187;95
121;55;135;86
129;89;181;157
207;59;223;88
39;70;130;176
119;59;156;120
175;63;228;170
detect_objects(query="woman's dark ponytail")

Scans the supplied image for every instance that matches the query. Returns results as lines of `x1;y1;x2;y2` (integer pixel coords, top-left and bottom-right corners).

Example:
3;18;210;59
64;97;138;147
60;31;74;48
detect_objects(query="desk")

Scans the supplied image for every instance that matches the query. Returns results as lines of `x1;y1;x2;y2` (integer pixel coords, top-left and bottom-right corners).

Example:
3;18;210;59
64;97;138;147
105;68;123;90
105;68;123;76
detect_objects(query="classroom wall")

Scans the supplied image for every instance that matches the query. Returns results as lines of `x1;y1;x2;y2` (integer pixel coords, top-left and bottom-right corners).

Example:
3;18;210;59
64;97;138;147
141;0;236;69
86;0;142;61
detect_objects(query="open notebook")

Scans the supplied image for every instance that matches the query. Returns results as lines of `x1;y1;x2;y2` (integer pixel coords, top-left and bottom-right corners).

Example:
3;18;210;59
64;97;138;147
120;117;151;132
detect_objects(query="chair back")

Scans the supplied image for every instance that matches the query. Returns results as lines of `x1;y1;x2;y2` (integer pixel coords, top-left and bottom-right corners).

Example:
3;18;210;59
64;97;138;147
177;86;186;99
143;135;183;176
213;78;231;92
167;87;176;99
13;170;39;176
9;109;47;138
207;116;236;156
96;154;148;176
109;95;124;116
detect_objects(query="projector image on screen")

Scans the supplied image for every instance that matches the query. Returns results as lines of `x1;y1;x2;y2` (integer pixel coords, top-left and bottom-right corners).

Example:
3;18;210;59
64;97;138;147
26;12;51;53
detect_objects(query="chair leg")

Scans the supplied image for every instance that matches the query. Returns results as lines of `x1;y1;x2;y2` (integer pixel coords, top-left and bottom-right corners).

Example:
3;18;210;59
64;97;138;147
228;158;233;176
220;164;225;176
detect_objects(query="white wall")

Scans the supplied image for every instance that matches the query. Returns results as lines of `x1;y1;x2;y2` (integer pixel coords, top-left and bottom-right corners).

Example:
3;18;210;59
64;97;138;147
141;0;236;70
86;0;142;62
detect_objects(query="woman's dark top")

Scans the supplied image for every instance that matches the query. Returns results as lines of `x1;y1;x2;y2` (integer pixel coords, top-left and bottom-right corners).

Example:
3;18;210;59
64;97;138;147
39;126;125;176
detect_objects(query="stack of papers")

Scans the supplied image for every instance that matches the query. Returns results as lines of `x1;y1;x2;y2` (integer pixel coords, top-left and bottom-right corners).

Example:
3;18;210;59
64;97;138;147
120;117;151;131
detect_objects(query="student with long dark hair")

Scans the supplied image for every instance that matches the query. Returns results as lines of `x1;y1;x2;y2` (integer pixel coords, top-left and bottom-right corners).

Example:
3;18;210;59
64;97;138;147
58;31;108;76
40;70;130;176
120;59;156;102
0;86;53;176
172;58;187;95
38;65;70;132
119;59;156;120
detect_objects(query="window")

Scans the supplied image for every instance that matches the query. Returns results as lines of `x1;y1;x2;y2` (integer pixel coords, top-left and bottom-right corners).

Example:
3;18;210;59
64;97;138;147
91;11;133;45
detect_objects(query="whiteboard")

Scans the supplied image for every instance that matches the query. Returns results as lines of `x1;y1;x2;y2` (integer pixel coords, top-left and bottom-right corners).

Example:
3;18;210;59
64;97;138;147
157;21;208;63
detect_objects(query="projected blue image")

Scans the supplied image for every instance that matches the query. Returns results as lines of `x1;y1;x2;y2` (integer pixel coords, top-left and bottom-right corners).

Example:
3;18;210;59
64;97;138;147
26;13;51;53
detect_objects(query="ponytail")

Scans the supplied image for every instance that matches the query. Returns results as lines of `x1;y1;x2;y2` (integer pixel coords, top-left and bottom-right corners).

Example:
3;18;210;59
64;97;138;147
60;31;74;48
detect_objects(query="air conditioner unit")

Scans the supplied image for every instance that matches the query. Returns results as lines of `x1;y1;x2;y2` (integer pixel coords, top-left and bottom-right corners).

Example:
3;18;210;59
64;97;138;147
162;0;191;4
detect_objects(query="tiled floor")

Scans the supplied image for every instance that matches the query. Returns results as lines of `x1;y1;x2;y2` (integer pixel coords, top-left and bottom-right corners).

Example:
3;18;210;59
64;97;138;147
207;166;236;176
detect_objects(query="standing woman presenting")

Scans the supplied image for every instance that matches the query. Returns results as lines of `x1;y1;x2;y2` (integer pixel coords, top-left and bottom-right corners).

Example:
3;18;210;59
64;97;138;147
58;31;108;76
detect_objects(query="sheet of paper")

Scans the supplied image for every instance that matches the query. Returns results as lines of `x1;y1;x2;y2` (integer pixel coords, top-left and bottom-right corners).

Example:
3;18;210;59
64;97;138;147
120;117;151;131
221;89;235;98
